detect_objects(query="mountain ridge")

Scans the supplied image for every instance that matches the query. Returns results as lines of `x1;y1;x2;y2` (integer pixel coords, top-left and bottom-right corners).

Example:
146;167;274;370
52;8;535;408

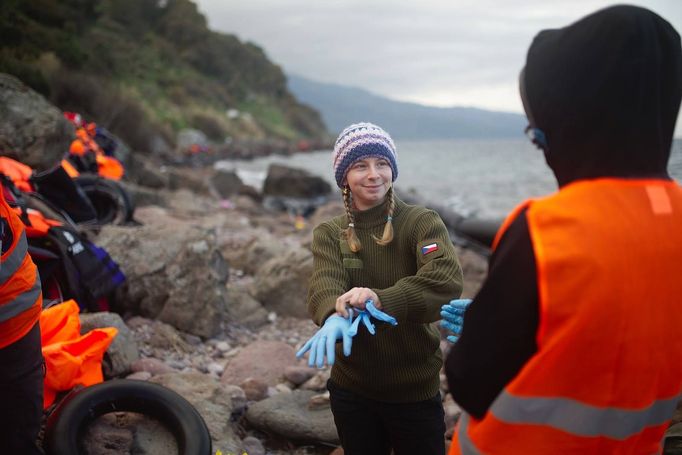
287;74;527;139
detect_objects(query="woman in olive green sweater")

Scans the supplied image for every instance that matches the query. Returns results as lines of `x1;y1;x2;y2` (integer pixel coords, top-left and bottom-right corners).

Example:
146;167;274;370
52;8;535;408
303;122;463;455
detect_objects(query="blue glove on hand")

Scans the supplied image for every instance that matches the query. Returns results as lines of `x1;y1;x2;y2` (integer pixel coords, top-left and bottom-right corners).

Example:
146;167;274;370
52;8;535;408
348;309;375;336
440;298;472;343
296;314;353;368
348;300;398;336
365;300;398;326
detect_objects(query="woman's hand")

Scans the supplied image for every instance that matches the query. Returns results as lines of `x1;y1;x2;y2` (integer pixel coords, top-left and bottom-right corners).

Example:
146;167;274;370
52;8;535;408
336;287;381;317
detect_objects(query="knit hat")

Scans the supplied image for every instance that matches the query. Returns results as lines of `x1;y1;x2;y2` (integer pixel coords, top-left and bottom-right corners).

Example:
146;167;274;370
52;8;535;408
332;122;398;188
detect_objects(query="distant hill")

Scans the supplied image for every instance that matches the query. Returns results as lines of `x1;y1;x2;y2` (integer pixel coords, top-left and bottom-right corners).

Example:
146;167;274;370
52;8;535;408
287;74;527;139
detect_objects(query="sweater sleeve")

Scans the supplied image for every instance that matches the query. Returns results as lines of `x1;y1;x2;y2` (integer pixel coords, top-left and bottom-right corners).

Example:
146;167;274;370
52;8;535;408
445;209;539;418
307;222;351;326
376;210;463;324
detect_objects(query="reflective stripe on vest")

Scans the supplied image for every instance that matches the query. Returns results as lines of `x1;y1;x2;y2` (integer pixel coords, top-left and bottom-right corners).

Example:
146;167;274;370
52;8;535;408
0;233;27;285
457;413;481;455
0;270;41;322
490;390;680;440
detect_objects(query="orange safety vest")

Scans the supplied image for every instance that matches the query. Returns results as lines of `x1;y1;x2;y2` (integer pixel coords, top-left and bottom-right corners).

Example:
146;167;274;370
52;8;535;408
449;178;682;455
0;195;42;349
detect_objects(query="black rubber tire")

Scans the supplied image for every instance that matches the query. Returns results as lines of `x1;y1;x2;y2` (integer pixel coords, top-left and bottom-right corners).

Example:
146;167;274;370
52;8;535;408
44;379;212;455
74;175;134;225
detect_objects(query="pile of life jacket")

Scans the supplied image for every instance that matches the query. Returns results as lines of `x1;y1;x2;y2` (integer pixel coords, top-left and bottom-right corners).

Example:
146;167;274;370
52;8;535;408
63;112;124;181
0;158;123;409
0;157;125;313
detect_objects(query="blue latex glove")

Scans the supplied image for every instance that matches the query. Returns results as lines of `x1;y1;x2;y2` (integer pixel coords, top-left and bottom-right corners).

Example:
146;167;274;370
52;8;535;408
365;300;398;326
348;300;398;336
348;309;376;336
296;314;353;368
440;298;472;343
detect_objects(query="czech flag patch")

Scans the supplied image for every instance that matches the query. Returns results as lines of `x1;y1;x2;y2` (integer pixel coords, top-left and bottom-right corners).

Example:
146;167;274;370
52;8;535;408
421;243;439;255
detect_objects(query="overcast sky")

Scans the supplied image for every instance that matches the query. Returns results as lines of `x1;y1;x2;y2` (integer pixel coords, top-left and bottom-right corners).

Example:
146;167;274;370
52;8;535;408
194;0;682;134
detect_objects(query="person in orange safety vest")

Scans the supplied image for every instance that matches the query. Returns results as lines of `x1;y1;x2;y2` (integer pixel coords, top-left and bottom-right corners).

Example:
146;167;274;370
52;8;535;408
0;191;44;454
444;5;682;455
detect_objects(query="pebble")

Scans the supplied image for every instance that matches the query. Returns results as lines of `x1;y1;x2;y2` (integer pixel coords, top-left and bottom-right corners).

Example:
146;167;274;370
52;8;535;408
216;341;231;352
207;362;224;375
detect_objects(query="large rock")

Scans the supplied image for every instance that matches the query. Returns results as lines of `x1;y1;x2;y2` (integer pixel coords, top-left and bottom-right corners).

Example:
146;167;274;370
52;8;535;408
225;284;269;328
221;340;297;387
263;164;331;198
0;73;74;170
251;248;313;318
245;390;339;444
95;210;228;338
79;311;140;377
210;169;244;198
124;154;170;189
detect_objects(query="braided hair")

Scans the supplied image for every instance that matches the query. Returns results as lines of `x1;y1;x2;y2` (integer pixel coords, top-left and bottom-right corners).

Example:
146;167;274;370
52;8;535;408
342;185;395;252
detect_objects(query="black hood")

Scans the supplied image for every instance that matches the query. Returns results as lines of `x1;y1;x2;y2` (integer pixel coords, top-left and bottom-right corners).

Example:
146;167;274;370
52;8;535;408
521;5;682;187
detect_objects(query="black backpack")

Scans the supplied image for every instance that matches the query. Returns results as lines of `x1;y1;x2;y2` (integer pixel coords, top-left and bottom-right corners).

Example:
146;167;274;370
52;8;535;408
31;224;125;312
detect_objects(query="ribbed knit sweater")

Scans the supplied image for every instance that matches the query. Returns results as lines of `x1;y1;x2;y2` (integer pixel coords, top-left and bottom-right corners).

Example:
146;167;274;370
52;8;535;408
307;196;463;402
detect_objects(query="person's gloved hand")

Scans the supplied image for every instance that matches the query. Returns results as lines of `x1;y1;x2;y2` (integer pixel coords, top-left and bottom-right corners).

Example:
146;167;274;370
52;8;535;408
296;314;353;368
348;300;398;336
440;298;472;343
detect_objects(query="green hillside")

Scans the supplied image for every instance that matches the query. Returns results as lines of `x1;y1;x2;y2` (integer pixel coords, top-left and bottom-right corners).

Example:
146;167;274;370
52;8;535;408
0;0;328;152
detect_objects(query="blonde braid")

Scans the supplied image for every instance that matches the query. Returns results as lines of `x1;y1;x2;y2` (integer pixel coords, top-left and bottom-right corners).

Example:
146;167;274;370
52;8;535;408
373;186;395;246
342;186;362;252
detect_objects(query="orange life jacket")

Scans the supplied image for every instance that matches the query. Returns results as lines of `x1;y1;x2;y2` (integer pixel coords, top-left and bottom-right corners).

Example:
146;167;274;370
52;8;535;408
0;156;35;192
0;195;42;349
69;128;124;180
450;178;682;455
40;299;117;408
96;155;124;181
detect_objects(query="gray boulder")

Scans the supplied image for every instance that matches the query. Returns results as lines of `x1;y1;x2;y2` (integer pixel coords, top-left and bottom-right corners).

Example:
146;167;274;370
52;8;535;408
263;164;331;198
225;284;269;328
251;248;313;319
245;390;339;444
221;340;297;387
211;169;244;198
95;212;228;338
0;73;74;171
79;311;140;377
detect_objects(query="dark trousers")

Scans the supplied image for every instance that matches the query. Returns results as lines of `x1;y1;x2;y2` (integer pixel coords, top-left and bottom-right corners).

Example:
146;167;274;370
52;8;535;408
0;323;45;455
328;379;446;455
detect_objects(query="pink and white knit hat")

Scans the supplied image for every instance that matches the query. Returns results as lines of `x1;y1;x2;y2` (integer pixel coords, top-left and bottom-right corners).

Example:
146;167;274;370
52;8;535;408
332;122;398;188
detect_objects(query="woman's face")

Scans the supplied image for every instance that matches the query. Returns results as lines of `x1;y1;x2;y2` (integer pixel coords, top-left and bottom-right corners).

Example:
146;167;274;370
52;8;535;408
345;156;393;211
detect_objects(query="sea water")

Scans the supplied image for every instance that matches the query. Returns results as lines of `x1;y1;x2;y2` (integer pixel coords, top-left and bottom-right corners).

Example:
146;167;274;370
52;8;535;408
216;138;682;219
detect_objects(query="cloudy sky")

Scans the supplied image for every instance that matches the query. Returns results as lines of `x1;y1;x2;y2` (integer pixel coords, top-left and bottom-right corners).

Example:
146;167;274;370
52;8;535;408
194;0;682;134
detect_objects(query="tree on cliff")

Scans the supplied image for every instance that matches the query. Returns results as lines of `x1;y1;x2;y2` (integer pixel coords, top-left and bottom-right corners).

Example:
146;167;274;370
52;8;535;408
0;0;328;153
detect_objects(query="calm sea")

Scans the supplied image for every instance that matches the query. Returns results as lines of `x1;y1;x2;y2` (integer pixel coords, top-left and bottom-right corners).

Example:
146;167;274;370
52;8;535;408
216;138;682;219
